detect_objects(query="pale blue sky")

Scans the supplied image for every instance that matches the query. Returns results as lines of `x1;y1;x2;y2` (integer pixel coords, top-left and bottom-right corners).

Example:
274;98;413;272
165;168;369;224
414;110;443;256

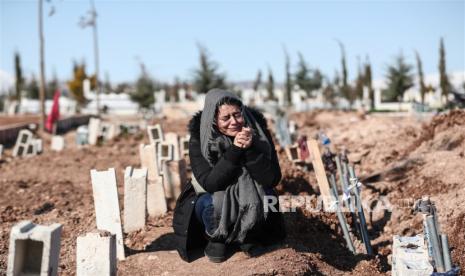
1;0;464;86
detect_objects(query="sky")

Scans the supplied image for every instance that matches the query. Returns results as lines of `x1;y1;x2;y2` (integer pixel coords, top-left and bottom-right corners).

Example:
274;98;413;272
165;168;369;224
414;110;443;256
0;0;464;91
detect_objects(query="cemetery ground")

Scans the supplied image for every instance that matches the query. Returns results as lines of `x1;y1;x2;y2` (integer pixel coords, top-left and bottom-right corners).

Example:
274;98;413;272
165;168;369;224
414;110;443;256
1;110;464;275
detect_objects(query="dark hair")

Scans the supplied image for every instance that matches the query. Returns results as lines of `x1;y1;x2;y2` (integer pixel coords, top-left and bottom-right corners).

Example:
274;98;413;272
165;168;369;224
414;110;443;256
215;97;243;117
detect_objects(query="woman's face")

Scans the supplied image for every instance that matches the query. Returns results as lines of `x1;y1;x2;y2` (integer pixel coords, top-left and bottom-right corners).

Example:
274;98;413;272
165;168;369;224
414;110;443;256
216;104;244;137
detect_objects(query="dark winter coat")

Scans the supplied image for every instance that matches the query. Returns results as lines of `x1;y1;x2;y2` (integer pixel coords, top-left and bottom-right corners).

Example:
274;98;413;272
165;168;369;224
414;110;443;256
172;108;285;262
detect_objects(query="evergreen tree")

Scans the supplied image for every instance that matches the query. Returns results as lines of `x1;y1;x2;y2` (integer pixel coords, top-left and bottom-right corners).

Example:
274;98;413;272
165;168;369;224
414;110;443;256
322;77;338;108
14;52;24;101
295;52;323;97
193;44;227;93
284;48;292;105
103;72;112;94
439;37;450;105
130;63;156;109
26;75;40;99
383;53;414;102
337;41;355;107
354;57;365;100
364;58;375;110
253;70;262;91
266;68;275;100
414;51;427;105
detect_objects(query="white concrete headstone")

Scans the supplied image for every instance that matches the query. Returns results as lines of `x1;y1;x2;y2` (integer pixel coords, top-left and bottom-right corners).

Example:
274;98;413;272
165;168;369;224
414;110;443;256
76;231;116;276
90;168;125;260
51;136;65;152
123;167;147;233
7;220;62;276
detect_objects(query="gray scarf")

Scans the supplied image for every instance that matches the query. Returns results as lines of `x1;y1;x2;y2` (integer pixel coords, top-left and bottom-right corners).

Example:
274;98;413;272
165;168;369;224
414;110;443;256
198;89;272;243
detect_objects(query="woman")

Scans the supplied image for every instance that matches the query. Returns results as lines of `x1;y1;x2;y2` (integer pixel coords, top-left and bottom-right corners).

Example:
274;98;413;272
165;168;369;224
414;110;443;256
173;89;285;263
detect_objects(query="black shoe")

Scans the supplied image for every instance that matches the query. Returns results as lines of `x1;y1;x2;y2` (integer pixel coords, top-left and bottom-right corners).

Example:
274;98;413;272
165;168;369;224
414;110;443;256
240;243;266;257
204;241;226;263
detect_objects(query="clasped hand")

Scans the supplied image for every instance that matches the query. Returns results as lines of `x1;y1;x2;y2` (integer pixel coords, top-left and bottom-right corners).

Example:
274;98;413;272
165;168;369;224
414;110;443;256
234;127;253;149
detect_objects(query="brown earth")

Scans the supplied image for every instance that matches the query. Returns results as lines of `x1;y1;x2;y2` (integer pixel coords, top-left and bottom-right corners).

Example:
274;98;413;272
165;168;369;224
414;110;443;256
1;109;464;275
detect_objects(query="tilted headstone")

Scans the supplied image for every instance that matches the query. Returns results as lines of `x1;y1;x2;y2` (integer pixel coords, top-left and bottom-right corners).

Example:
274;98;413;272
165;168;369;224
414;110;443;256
90;168;125;260
123;167;148;233
139;144;167;217
76;231;116;276
307;139;335;211
164;132;180;160
105;124;118;140
179;135;190;160
392;235;433;276
13;129;34;157
7;220;62;276
162;159;187;202
147;124;163;144
157;142;174;176
88;118;101;146
51;136;65;152
285;144;300;163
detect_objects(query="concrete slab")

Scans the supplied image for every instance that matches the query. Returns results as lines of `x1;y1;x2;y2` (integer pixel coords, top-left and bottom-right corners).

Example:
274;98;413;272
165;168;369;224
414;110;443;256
139;144;167;217
157;142;174;176
179;135;190;160
90;168;125;260
0;144;3;159
124;167;148;233
164;132;180;160
162;159;187;200
7;220;62;276
147;124;163;144
13;129;34;157
392;235;433;276
88;118;101;146
76;231;117;276
51;136;65;151
33;138;43;154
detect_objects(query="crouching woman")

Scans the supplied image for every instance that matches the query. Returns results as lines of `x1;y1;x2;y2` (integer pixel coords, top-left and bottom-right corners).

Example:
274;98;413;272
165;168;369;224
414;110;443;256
173;89;285;263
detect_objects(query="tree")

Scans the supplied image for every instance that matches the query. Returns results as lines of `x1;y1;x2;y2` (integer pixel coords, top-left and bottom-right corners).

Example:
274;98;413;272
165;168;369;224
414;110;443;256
283;47;292;106
322;77;338;108
415;51;427;105
192;44;227;93
383;53;414;102
364;57;375;110
103;72;112;94
266;68;275;100
26;75;40;99
14;52;24;102
47;71;59;99
67;61;96;109
336;40;356;107
295;52;322;98
129;63;156;109
253;70;262;91
439;37;450;105
354;57;365;101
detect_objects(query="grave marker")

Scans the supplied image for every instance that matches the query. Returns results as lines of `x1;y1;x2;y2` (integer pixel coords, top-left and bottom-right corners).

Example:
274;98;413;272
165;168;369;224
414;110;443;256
51;136;65;151
90;168;125;260
0;144;3;159
123;167;148;233
179;136;190;160
13;129;34;157
147;124;163;144
157;142;174;175
88;118;101;146
76;231;116;276
139;144;167;217
164;132;180;160
7;220;62;276
392;235;433;276
307;139;335;210
162;159;187;201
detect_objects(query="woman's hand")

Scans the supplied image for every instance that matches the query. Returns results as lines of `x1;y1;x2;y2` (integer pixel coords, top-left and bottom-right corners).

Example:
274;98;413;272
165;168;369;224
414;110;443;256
234;127;253;149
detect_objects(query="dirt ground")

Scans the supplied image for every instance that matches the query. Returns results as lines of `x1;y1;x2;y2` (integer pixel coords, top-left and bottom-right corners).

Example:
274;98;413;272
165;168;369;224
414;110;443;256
0;109;464;275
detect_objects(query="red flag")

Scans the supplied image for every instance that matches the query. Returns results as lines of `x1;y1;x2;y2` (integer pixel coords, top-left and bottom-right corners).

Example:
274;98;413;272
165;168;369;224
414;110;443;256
46;89;60;132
